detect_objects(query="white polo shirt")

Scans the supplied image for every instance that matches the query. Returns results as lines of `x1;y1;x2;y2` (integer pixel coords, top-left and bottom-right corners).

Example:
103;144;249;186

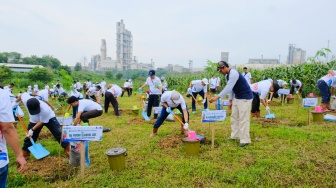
77;99;102;112
21;93;55;123
87;87;100;96
320;71;336;87
123;82;130;88
161;91;187;109
250;80;272;99
290;79;302;87
210;77;219;89
191;80;207;93
145;76;162;94
37;89;49;101
0;89;14;168
242;72;252;84
107;85;122;97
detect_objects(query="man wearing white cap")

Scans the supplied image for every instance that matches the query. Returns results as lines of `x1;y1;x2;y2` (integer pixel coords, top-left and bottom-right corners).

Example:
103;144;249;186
150;90;189;137
188;78;209;113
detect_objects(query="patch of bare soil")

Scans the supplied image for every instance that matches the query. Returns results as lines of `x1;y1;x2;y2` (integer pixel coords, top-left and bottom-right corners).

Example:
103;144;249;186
126;118;155;124
268;101;278;106
119;109;133;115
158;134;184;149
24;156;78;182
252;118;280;127
38;130;53;140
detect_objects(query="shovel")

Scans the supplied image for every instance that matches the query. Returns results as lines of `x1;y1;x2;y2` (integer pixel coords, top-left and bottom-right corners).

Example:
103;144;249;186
171;111;189;134
265;109;275;119
16;114;50;160
190;92;203;111
139;90;150;121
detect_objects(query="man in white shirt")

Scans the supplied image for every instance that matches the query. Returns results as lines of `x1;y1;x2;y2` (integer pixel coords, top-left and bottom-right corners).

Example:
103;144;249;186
104;84;122;116
242;67;252;85
86;79;92;91
250;80;279;117
86;85;102;102
3;83;14;93
151;91;189;137
44;83;49;90
36;89;55;110
121;80;130;97
56;84;66;97
209;75;220;95
76;80;82;92
128;79;133;96
67;89;84;119
33;83;39;93
100;79;106;95
290;79;305;98
139;70;162;119
161;77;168;94
317;70;336;111
188;78;209;113
0;89;27;187
67;97;103;125
27;85;32;95
15;93;70;160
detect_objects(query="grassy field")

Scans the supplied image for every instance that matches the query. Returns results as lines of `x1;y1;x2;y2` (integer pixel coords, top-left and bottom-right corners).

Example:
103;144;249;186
6;92;336;188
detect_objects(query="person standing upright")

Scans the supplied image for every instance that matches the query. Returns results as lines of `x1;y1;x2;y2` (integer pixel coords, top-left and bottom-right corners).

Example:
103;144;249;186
317;70;336;111
210;75;220;95
242;67;252;85
139;70;162;119
209;61;253;147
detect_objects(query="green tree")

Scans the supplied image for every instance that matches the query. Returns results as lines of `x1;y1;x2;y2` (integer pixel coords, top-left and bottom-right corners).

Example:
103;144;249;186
27;66;53;82
116;72;123;80
0;65;13;83
74;62;82;71
0;53;8;63
105;71;114;79
59;65;72;75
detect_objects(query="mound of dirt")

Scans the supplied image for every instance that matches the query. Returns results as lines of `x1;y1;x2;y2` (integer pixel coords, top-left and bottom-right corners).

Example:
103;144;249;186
119;109;133;115
24;156;78;182
268;101;278;106
253;118;280;127
158;134;184;149
38;130;53;140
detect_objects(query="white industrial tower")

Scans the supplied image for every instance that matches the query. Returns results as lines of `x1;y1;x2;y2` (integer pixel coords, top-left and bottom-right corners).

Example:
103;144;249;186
116;20;133;70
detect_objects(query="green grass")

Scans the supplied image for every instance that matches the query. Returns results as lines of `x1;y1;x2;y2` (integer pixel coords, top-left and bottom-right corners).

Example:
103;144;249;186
6;94;336;187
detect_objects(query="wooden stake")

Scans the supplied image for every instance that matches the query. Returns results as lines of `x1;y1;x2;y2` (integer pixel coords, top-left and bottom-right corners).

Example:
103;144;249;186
308;108;310;126
211;123;215;150
80;141;85;178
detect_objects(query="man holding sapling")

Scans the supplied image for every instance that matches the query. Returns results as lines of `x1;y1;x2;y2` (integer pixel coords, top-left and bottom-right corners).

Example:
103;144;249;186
150;90;189;137
317;70;336;111
67;96;103;125
209;61;253;147
250;80;280;117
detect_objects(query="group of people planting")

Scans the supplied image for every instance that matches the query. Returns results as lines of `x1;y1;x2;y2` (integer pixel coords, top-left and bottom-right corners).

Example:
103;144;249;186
1;61;336;187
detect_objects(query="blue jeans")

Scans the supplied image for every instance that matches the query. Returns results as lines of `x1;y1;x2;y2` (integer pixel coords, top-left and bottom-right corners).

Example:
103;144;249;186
154;105;189;129
317;80;330;103
192;90;207;111
0;164;8;188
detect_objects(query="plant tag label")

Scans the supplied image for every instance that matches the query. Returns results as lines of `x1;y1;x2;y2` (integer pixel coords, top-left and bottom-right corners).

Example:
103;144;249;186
154;107;162;114
278;89;290;95
201;110;226;122
302;98;318;107
56;117;73;126
222;100;229;106
62;126;103;141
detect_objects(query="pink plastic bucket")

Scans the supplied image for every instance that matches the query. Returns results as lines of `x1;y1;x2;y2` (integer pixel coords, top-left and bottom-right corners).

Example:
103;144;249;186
309;93;314;97
288;94;293;98
188;131;197;140
315;106;322;112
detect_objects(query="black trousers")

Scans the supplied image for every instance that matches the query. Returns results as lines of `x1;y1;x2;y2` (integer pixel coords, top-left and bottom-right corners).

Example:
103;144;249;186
290;85;305;98
147;94;160;119
22;117;69;152
80;110;103;123
251;92;260;113
104;91;120;115
129;88;133;96
121;88;130;97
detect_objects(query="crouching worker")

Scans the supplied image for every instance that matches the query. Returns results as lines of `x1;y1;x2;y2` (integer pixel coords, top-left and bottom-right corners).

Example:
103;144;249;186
15;93;70;160
67;96;103;125
105;84;122;116
150;91;189;137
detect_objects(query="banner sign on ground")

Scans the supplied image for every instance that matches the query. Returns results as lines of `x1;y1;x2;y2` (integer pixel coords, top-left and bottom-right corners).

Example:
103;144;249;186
278;89;290;95
201;110;226;122
56;117;73;126
302;98;318;107
154;107;162;114
62;126;103;142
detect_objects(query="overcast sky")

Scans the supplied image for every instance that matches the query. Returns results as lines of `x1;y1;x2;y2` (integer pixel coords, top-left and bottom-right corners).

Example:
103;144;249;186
1;0;335;68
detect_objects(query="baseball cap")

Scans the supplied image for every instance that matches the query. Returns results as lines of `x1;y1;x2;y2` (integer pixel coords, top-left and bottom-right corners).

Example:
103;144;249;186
27;98;41;115
149;70;155;76
202;78;209;85
171;91;182;104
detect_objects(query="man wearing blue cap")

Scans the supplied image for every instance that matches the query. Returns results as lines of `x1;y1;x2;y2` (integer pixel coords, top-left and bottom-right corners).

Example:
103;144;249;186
139;70;162;119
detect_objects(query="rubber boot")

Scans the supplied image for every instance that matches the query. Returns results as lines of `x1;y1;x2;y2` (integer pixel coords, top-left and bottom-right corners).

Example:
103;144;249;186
22;150;30;160
150;128;158;137
64;145;70;157
256;111;260;118
251;112;257;117
326;102;334;111
321;103;330;112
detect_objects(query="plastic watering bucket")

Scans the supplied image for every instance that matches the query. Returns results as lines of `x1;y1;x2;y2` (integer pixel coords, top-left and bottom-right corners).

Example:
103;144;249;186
183;137;200;156
315;106;322;112
106;148;127;171
188;131;197;140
